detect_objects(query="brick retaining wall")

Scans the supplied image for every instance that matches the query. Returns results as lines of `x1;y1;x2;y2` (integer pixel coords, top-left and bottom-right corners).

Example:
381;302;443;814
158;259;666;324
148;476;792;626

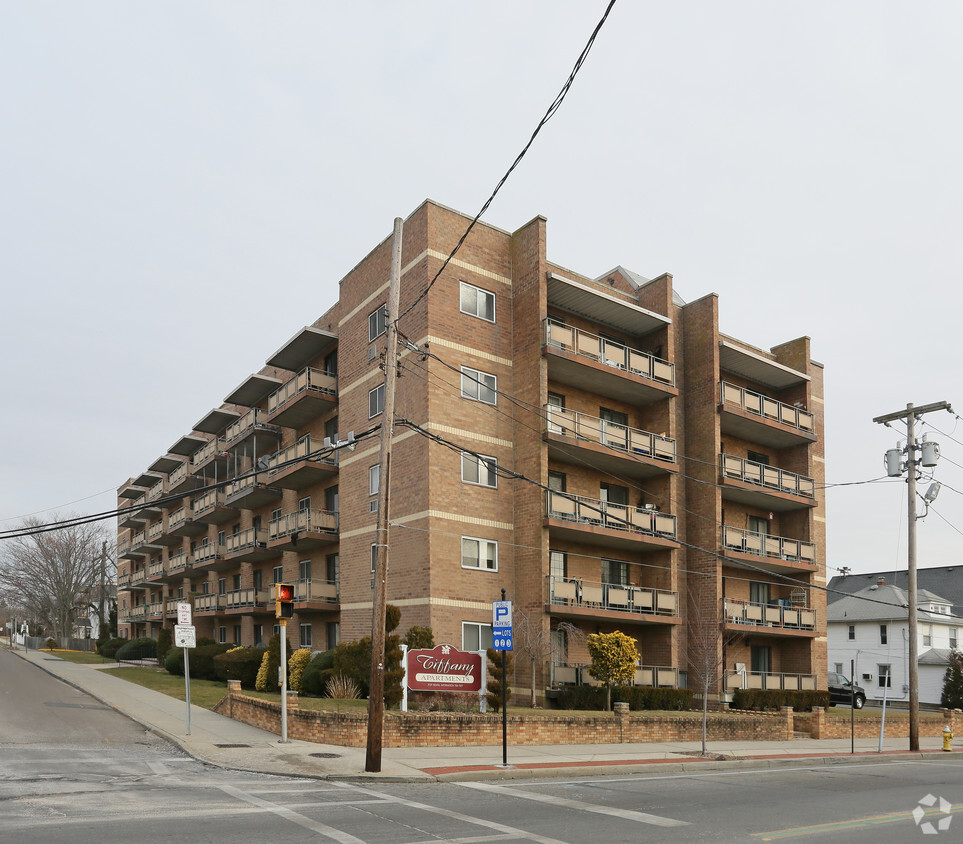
806;706;961;739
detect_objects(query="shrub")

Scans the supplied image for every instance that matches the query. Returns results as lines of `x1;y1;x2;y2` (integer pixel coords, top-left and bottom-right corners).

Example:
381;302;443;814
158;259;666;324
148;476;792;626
301;650;336;697
942;652;963;709
256;633;293;691
214;647;266;689
288;648;312;693
730;689;830;712
166;643;231;679
165;647;184;676
324;604;404;706
326;673;361;699
44;637;57;650
486;647;513;712
156;627;173;664
116;637;157;661
404;625;434;651
554;685;693;711
98;637;128;659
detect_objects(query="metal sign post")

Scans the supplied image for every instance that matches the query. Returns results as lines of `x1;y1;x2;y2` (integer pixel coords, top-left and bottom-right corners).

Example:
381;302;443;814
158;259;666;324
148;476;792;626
280;619;288;743
174;622;196;735
493;591;513;767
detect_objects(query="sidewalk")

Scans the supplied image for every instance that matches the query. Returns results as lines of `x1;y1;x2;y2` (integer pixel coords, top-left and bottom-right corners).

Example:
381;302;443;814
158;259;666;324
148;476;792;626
9;645;954;782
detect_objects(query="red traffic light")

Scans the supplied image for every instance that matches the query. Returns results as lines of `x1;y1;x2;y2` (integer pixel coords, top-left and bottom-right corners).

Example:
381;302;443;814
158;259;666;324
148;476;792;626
275;582;295;620
276;583;294;601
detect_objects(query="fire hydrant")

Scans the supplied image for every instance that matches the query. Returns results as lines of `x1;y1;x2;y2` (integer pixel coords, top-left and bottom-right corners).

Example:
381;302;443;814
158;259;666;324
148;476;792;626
943;725;953;752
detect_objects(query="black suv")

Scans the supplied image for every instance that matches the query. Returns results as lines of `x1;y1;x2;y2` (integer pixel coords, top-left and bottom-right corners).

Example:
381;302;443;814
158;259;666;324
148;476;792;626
827;672;866;709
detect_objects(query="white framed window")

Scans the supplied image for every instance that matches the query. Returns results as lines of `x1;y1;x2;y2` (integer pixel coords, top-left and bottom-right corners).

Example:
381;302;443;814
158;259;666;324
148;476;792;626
462;452;497;488
273;565;283;584
368;304;387;342
461;536;497;571
462;621;493;652
880;624;887;645
848;625;855;640
459;281;495;322
833;662;843;675
299;559;311;581
300;623;312;649
369;464;380;496
922;624;932;647
369;383;385;417
951;627;958;650
878;664;892;687
218;626;227;644
461;366;497;405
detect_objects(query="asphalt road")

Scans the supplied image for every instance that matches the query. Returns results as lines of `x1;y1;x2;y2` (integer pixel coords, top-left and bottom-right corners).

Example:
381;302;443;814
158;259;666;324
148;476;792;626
3;649;963;842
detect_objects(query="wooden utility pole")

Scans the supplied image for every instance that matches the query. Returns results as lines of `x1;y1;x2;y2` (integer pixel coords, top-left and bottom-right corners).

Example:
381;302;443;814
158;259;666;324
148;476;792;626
873;400;952;752
365;216;404;773
100;540;107;639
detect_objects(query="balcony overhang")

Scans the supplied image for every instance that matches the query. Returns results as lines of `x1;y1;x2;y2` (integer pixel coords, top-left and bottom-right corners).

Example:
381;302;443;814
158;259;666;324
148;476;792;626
225;372;284;407
269;460;338;490
225;483;283;510
721;551;818;577
719;406;817;449
118;483;147;501
719;477;817;512
267;391;337;429
547;273;670;337
131;471;164;489
544;349;677;406
719;341;808;389
192;503;239;526
267;326;337;371
545;432;677;480
149;455;183;475
224;545;281;564
169;434;210;458
546;604;682;626
544;518;679;554
267;529;339;553
723;622;817;639
193;407;241;435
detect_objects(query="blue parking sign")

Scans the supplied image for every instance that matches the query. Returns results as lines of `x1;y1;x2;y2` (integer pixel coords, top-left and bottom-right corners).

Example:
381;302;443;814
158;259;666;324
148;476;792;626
493;626;513;650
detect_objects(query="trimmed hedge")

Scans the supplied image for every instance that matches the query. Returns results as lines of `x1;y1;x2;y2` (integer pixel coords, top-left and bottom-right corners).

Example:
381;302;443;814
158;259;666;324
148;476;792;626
164;643;232;680
98;637;129;659
731;689;830;712
300;649;336;697
555;685;693;711
214;647;266;689
115;637;157;661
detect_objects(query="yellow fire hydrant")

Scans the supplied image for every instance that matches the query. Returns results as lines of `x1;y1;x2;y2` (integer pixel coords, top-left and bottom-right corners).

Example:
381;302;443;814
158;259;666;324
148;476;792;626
943;725;953;752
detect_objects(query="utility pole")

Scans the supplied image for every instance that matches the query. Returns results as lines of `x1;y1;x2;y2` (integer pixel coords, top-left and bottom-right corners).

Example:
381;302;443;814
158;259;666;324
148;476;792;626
365;216;404;773
874;400;953;752
100;540;107;640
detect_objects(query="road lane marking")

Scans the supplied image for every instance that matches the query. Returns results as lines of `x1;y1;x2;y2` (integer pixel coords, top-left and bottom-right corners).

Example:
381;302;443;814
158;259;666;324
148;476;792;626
752;805;963;840
457;781;688;828
332;781;569;844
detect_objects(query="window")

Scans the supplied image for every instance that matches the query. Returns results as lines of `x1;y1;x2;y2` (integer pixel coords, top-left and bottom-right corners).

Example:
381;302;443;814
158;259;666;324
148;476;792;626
327;621;340;650
848;625;856;640
326;553;339;583
551;628;568;663
462;537;497;571
368;304;387;342
880;624;888;645
324;349;338;376
748;515;769;536
461;367;497;404
273;623;280;638
299;559;311;581
460;281;495;322
218;578;226;595
750;581;771;605
369;464;380;496
271;507;283;523
750;645;771;674
300;624;312;649
273;566;283;584
218;626;227;644
462;622;493;652
371;543;378;573
233;625;241;644
325;485;339;513
599;407;628;426
548;470;567;492
834;662;844;675
462;452;497;488
878;664;892;687
951;628;958;650
232;574;241;590
600;482;629;506
253;570;262;592
922;624;932;647
747;450;770;465
602;558;630;586
253;624;264;647
547;393;566;433
369;383;385;417
550;550;567;580
298;496;311;512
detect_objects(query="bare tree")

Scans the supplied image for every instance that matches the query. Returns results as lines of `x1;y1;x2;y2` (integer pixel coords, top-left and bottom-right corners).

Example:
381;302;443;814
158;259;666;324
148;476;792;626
512;605;584;707
0;515;115;640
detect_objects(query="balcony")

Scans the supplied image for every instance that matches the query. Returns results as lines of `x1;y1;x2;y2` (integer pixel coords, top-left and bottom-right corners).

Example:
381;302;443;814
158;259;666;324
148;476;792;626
125;530;151;558
223;407;283;450
267;436;338;490
544;406;676;479
147;560;165;581
267;508;339;552
118;502;147;530
192;541;228;572
722;526;817;575
543;319;676;405
168;460;202;495
167;505;205;538
117;574;131;590
166;550;192;577
140;481;168;518
146;520;165;545
129;566;149;588
266;367;337;429
190;438;229;475
129;605;147;622
225;588;270;611
546;576;679;625
194;594;226;614
719;454;815;511
191;490;238;526
725;670;817;692
165;599;181;616
545;490;678;553
118;537;137;561
147;602;163;619
720;382;816;449
224;528;278;563
294;578;339;610
723;598;817;636
551;663;681;689
224;475;282;510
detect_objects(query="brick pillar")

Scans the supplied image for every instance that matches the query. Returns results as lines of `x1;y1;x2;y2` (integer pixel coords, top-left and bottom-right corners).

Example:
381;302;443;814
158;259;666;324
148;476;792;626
286;690;299;710
226;679;241;694
811;706;824;739
781;706;794;740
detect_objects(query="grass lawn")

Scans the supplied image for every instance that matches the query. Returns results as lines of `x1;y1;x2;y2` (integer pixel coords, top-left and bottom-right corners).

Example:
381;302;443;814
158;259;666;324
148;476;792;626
43;650;115;665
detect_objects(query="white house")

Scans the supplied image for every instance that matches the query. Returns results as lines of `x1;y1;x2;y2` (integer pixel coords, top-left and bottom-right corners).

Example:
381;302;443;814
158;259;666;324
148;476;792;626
827;578;958;706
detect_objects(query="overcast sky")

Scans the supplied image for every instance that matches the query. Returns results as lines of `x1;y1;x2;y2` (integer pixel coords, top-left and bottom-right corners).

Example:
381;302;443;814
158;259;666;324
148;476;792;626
1;2;960;577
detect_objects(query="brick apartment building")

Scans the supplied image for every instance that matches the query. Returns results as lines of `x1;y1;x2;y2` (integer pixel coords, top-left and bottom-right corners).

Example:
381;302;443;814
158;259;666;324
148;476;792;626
116;199;827;699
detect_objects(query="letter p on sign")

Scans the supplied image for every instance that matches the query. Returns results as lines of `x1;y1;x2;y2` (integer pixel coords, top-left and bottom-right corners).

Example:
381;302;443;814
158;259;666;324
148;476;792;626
493;600;512;625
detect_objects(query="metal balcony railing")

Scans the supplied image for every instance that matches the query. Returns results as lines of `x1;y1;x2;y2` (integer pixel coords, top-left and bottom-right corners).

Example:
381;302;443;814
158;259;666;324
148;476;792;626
148;560;165;579
223;407;280;444
130;567;147;585
725;670;817;692
167;506;188;531
194;594;225;612
167;551;190;574
552;663;681;688
267;436;337;474
191;438;224;469
165;599;181;614
225;528;268;554
129;605;146;621
544;318;675;386
722;526;816;564
118;538;131;556
295;578;339;603
723;598;817;631
544;405;676;462
268;508;339;540
267;367;337;415
192;489;228;515
147;602;163;617
721;382;815;434
547;575;678;616
546;491;677;540
130;530;146;549
147;521;164;543
145;481;167;504
193;542;225;565
720;454;815;498
225;588;269;610
117;574;131;589
169;461;190;487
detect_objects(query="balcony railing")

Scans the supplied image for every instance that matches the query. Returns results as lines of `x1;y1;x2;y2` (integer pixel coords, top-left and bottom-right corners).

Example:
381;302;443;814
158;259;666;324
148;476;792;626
546;491;677;540
147;602;163;617
552;663;681;688
295;577;339;603
226;528;269;555
130;567;147;586
169;461;190;488
721;382;814;434
117;574;131;589
130;529;146;549
548;575;677;616
129;605;147;621
544;318;675;386
192;489;228;515
720;454;815;498
723;598;816;631
167;551;190;575
223;407;280;444
194;594;225;612
191;438;224;469
118;538;131;557
269;508;339;540
148;560;165;579
722;527;816;565
725;670;817;692
267;436;337;474
147;521;164;543
193;542;225;565
225;588;269;610
165;599;181;614
545;406;675;462
267;367;337;415
145;482;167;504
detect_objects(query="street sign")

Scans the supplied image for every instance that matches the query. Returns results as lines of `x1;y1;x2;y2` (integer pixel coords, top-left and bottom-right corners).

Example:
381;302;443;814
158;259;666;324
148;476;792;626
174;624;196;649
492;627;513;651
177;602;192;625
492;600;513;651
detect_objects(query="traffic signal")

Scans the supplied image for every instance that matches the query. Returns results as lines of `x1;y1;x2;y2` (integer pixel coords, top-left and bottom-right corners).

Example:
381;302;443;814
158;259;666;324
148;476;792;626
275;583;294;619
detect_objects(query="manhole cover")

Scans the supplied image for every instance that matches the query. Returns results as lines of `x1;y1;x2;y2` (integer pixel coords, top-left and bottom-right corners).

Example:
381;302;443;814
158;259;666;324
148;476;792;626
309;752;342;759
214;744;252;749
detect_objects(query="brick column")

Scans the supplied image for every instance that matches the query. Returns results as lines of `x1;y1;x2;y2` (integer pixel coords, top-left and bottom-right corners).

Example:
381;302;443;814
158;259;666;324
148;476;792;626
286;690;299;710
781;706;794;740
811;706;824;739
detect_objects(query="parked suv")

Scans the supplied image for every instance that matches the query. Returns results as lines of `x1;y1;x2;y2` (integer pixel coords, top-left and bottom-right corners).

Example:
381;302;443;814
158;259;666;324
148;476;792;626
827;672;866;709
